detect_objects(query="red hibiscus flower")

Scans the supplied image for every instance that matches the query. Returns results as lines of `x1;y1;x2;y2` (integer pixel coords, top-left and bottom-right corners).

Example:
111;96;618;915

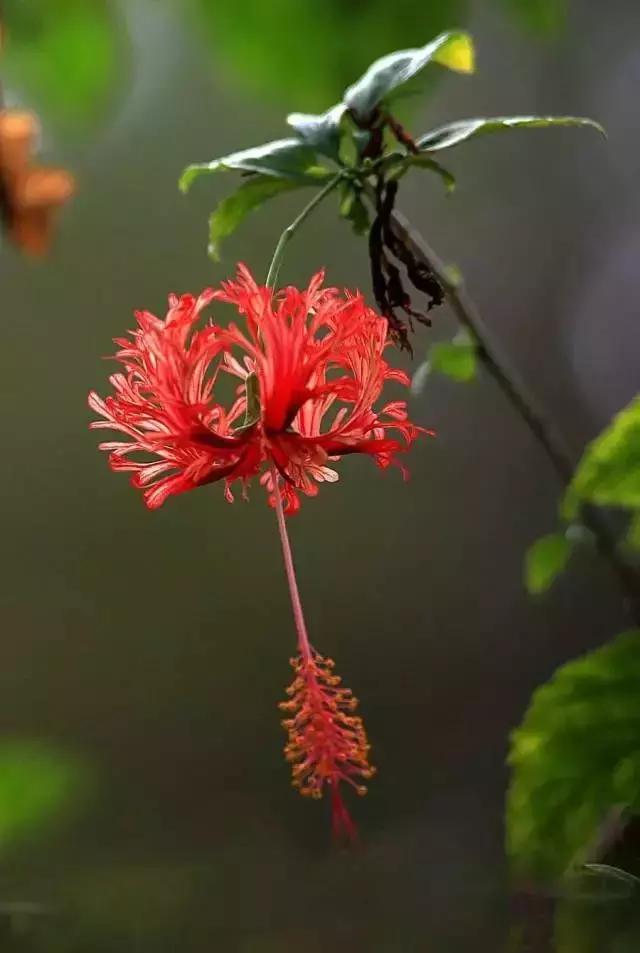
89;265;426;514
89;264;429;841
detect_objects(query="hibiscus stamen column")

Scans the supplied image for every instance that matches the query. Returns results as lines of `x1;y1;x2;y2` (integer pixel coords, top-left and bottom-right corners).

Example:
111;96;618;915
270;462;375;843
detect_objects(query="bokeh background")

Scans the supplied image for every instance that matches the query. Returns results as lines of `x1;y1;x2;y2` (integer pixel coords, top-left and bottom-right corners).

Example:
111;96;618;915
0;0;639;950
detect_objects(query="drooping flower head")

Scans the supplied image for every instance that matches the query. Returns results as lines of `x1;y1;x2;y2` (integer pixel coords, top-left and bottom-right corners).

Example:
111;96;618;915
89;265;426;514
89;265;429;841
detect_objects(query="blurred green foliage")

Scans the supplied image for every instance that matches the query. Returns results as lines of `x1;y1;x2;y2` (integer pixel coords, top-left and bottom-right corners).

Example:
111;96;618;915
3;0;124;133
194;0;467;110
507;630;640;881
429;333;478;383
194;0;567;110
498;0;567;36
564;396;640;520
524;531;573;594
0;740;89;850
525;393;640;593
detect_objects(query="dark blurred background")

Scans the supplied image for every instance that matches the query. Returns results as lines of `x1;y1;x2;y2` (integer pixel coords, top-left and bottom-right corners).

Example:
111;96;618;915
0;0;639;950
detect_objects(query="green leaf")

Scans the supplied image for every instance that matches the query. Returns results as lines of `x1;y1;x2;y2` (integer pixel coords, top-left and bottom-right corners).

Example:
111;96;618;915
349;195;370;236
431;32;475;72
525;532;573;594
429;333;477;382
0;741;89;850
417;115;605;152
339;183;355;217
507;629;640;880
287;105;371;163
207;176;300;261
287;104;347;159
384;153;456;192
179;139;330;192
338;113;360;167
563;396;640;520
338;185;370;236
343;31;474;120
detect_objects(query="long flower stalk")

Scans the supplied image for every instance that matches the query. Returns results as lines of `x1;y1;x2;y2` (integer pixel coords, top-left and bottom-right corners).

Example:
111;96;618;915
270;461;312;664
271;462;376;841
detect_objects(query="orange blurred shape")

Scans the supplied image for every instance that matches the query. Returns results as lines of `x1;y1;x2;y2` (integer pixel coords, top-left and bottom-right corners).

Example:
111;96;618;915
0;109;75;257
0;110;38;175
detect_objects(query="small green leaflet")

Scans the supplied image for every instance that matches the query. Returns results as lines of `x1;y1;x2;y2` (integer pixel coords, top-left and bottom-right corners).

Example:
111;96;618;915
430;338;477;382
525;532;573;594
411;332;476;393
563;395;640;520
417;115;605;153
343;31;474;121
338;184;369;235
179;139;332;192
507;628;640;880
337;112;359;168
208;177;301;261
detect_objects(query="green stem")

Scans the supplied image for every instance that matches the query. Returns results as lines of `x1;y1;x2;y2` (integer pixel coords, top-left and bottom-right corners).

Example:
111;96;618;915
265;174;342;288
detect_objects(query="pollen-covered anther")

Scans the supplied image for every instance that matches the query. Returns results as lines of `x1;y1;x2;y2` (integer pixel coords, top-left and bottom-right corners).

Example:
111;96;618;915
278;700;297;712
279;649;375;822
